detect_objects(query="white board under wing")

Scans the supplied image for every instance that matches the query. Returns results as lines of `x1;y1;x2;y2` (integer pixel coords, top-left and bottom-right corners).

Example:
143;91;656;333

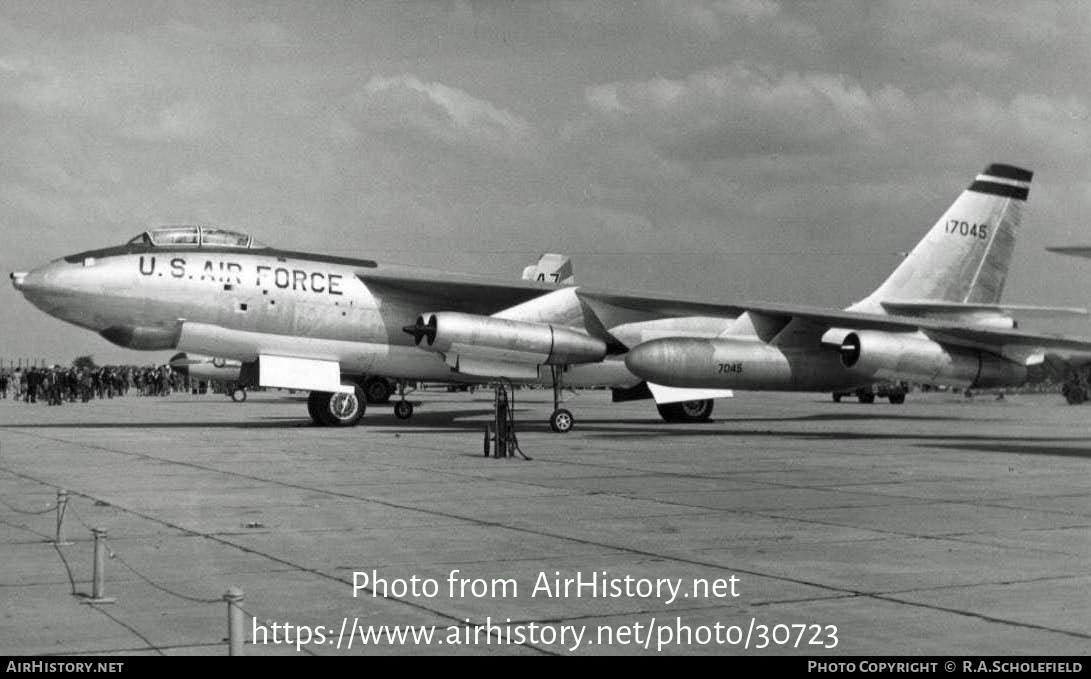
258;355;351;393
647;382;734;404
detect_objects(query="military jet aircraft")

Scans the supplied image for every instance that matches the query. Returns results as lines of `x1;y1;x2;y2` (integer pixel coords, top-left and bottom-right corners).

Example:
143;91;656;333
10;226;732;430
12;164;1086;431
621;164;1091;395
1043;245;1091;403
168;352;248;401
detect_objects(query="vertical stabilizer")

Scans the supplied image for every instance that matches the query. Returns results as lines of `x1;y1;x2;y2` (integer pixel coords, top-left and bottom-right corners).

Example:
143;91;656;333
522;253;574;285
851;164;1031;313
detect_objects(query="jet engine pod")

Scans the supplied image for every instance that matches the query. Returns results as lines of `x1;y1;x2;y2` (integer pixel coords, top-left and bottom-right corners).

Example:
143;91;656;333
413;311;607;365
838;332;862;367
840;330;1026;388
402;315;437;346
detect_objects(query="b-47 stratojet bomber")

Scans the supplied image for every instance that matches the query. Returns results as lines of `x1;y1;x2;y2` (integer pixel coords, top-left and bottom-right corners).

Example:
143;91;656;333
12;164;1090;431
11;226;732;430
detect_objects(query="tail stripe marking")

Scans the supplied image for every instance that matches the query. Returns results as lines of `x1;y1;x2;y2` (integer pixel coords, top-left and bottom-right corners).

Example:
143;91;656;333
968;180;1028;201
983;164;1033;182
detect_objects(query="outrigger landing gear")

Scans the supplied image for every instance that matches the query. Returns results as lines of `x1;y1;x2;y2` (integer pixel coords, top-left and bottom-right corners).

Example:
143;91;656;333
548;366;574;433
393;381;415;420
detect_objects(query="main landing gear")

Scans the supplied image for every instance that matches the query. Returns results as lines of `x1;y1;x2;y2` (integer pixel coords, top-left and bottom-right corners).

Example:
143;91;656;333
548;366;574;433
656;399;714;423
307;384;366;426
363;376;393;404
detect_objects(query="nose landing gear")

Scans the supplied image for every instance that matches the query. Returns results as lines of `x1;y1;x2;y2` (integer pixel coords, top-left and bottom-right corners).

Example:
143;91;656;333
307;384;366;426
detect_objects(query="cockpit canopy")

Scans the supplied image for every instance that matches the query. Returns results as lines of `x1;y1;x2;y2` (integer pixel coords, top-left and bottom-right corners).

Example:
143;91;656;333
127;226;267;249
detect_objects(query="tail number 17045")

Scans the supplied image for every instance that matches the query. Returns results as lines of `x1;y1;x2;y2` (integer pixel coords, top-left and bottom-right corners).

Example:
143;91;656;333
946;220;989;239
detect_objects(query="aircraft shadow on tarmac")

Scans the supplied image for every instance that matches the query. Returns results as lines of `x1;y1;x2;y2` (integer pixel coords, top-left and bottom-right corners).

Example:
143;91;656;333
5;411;1088;458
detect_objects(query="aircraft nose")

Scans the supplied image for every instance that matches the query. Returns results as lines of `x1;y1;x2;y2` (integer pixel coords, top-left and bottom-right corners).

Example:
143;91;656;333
11;259;90;313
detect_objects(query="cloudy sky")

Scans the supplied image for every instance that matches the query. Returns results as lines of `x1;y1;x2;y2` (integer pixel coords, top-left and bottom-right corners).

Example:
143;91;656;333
2;1;1090;366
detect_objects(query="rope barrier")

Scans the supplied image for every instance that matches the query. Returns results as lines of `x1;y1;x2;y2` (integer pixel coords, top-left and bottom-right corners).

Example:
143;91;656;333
65;501;97;533
104;540;222;605
0;495;56;515
12;482;260;655
50;542;78;596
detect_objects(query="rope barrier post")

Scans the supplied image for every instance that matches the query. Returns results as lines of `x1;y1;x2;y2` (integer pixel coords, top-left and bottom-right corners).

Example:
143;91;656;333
54;489;72;546
83;528;115;604
223;587;245;656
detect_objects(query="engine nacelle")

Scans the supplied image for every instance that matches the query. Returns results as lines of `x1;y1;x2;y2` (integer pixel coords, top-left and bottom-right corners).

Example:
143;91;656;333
839;330;1026;388
624;337;796;389
403;312;607;365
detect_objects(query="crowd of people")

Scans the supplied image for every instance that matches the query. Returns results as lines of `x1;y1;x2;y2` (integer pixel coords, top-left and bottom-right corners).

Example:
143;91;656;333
0;365;184;405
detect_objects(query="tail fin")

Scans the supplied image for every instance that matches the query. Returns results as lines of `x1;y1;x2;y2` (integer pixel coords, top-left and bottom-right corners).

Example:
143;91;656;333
521;253;574;285
850;163;1031;313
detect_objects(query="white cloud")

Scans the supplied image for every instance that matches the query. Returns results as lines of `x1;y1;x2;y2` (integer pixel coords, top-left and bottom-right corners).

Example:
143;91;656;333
128;100;212;141
585;64;888;158
170;170;225;196
583;62;1091;163
932;39;1012;69
656;0;819;41
356;74;537;156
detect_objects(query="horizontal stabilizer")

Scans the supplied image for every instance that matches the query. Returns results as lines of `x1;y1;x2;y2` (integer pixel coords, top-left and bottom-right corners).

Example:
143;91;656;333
647;382;733;405
1047;246;1091;260
880;300;1087;317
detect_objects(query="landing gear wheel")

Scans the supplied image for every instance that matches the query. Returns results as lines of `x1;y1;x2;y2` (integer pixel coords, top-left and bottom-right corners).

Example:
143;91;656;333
230;387;247;403
394;400;414;419
363;378;392;404
832;393;842;403
656;399;714;423
680;399;714;421
326;385;366;426
549;408;574;433
888;393;906;404
1062;383;1087;405
309;386;366;426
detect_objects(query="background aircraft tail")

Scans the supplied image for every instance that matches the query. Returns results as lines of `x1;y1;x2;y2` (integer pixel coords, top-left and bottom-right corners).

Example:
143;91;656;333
522;253;574;285
850;164;1031;313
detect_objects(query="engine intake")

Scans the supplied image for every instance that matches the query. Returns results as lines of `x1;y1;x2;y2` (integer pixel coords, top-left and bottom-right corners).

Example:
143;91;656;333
404;312;607;366
838;330;1026;389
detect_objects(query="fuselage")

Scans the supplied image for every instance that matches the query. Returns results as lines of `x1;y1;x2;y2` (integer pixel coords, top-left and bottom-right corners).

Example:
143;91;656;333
15;229;951;397
13;239;641;388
